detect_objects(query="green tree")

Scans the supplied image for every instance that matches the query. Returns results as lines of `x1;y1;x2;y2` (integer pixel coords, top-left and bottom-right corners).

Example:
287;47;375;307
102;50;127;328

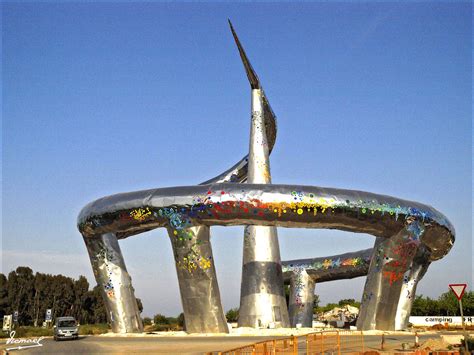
32;272;49;326
72;276;90;322
0;274;8;319
410;291;473;316
316;303;339;313
461;291;474;315
7;267;35;325
142;317;152;325
91;285;108;324
425;297;440;315
411;295;428;316
338;298;361;308
177;313;185;328
167;316;178;324
48;275;75;319
81;289;96;324
226;308;239;322
154;314;169;325
438;291;461;315
313;294;320;309
2;267;117;326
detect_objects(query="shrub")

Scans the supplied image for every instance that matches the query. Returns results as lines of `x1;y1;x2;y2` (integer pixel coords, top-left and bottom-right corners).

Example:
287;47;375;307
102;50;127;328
153;314;169;325
0;326;53;338
461;336;474;351
177;313;185;328
78;323;110;335
226;308;239;322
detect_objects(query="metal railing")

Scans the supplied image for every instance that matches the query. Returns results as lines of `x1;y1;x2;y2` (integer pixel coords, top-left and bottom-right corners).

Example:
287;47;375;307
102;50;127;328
217;330;365;354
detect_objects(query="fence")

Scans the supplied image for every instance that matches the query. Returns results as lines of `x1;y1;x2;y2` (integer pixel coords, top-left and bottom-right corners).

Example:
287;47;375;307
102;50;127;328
217;330;365;355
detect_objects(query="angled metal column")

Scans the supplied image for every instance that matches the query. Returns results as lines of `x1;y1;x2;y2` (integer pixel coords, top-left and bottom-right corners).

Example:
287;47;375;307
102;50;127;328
357;220;426;330
394;248;430;330
288;268;315;327
167;225;228;333
83;233;143;333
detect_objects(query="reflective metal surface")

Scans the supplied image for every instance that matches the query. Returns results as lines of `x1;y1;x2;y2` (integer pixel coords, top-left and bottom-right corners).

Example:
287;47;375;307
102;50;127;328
357;223;434;330
78;182;454;331
238;88;289;328
283;249;372;327
288;268;315;328
394;248;430;330
78;21;455;333
78;184;455;244
166;225;228;333
282;249;372;282
83;233;143;333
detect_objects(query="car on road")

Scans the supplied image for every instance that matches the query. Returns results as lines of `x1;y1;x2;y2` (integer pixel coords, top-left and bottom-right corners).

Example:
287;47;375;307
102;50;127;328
53;316;79;341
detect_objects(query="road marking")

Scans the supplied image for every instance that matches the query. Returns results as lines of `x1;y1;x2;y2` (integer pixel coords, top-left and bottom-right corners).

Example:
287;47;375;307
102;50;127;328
6;343;43;351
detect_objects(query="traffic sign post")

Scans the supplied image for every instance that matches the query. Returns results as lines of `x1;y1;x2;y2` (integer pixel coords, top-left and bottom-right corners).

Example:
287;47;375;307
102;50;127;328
45;309;52;321
12;311;18;330
449;284;469;353
45;309;52;328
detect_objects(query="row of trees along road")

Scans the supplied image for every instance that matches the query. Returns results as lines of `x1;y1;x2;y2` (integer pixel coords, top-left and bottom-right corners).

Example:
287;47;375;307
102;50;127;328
0;267;143;326
411;291;473;316
1;266;472;326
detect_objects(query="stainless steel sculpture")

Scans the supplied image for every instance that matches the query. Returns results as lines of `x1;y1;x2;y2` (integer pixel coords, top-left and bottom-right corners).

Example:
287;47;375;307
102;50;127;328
229;22;290;329
78;21;455;333
283;248;372;327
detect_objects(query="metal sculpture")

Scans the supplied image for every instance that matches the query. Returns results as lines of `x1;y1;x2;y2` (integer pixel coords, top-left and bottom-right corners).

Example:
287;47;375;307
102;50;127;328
229;21;290;329
77;21;455;333
282;249;373;327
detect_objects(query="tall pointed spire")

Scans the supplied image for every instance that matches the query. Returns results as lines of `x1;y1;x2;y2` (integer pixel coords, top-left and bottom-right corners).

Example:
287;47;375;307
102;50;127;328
229;20;290;329
228;19;261;89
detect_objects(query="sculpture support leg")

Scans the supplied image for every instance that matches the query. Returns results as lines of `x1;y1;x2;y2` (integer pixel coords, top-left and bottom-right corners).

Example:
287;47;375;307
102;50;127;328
357;220;425;330
239;89;290;328
83;233;143;333
394;249;431;330
357;237;386;330
289;268;315;327
167;225;228;333
239;225;290;327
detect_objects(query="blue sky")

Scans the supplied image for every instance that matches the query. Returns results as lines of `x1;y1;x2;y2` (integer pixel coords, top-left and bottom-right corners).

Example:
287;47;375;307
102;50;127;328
2;2;472;317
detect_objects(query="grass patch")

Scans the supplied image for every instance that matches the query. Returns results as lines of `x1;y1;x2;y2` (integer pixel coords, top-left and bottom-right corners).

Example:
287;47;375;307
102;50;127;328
0;326;53;338
78;323;110;335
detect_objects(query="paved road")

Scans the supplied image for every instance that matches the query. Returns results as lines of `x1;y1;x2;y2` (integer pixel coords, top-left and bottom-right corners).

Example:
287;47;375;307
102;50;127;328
0;332;467;354
1;335;287;354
